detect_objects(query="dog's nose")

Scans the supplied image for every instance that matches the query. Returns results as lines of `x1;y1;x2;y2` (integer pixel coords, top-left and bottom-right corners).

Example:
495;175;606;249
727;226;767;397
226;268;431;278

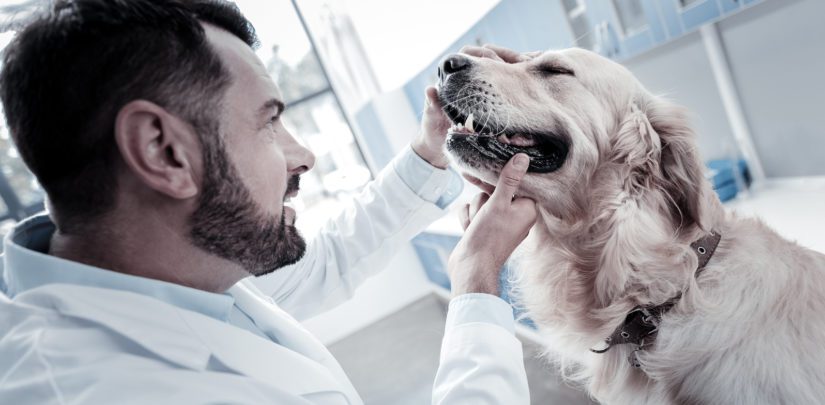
441;54;471;75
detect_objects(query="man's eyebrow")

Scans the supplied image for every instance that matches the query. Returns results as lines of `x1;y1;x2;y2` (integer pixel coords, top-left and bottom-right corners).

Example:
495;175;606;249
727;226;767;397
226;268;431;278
258;98;285;118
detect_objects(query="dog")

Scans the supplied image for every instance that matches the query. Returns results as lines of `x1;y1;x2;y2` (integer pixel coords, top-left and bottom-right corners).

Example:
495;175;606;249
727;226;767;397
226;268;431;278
438;47;825;404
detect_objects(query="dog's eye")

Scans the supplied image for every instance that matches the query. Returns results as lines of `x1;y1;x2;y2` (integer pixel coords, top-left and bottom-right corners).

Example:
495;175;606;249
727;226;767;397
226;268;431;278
536;65;574;76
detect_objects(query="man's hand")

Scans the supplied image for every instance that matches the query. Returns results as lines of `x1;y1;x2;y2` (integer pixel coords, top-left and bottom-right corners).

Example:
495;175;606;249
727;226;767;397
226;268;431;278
411;86;451;169
447;154;538;297
458;44;542;63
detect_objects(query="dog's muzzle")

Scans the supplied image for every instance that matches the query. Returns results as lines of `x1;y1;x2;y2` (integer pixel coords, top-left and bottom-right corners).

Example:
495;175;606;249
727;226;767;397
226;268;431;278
437;53;569;173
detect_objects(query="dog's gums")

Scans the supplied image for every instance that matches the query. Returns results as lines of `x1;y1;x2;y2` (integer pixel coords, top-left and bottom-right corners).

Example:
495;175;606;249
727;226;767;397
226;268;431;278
442;106;569;173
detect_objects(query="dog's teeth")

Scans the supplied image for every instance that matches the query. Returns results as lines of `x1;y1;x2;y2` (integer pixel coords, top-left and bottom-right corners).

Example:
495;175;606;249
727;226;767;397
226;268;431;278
465;113;475;133
497;134;509;144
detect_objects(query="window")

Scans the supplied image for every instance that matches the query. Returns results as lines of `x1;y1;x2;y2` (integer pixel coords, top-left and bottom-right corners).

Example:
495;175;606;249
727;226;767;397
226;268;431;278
240;0;372;236
0;100;45;226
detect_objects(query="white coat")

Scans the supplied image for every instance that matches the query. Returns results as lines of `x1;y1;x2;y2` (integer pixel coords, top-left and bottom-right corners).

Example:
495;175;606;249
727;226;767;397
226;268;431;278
0;150;529;404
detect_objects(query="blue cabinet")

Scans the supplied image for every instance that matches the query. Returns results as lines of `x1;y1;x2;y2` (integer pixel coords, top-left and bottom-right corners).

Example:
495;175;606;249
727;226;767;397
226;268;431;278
404;0;768;116
563;0;671;60
563;0;765;61
662;0;722;33
616;1;669;57
609;0;669;59
584;1;622;58
718;0;744;14
656;0;762;41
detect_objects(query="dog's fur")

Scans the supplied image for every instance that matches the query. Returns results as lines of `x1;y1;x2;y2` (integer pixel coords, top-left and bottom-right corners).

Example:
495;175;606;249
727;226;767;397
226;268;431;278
440;48;825;404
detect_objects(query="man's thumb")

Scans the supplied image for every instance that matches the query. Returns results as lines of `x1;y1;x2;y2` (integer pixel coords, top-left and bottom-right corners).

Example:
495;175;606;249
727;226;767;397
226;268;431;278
492;153;529;202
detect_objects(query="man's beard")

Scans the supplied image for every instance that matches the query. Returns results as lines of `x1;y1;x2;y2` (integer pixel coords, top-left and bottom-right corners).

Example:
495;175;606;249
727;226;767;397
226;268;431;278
188;135;306;277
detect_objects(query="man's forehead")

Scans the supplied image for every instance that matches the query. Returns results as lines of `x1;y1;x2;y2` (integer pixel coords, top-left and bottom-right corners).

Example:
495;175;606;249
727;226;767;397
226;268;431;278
202;23;283;101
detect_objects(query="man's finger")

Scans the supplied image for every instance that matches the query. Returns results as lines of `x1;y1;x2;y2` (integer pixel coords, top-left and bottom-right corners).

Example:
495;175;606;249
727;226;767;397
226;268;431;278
524;50;543;60
458;45;503;61
481;44;523;63
491;153;529;204
468;192;490;223
462;173;495;194
423;85;451;135
458;203;470;230
424;86;441;111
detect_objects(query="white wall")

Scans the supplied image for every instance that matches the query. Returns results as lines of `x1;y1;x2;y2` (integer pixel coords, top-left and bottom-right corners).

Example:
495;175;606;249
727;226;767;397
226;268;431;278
719;0;825;178
623;0;825;178
623;30;737;163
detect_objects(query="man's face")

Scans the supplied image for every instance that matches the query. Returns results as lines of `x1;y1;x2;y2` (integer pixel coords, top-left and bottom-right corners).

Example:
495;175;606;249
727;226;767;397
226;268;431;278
188;25;315;276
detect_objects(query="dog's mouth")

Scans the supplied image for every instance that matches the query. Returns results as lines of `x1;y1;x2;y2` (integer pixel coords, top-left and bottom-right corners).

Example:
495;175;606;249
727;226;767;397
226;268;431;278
443;105;569;173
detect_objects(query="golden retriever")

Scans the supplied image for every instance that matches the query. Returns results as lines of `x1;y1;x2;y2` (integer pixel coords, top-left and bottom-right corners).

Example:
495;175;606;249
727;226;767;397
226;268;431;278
438;47;825;404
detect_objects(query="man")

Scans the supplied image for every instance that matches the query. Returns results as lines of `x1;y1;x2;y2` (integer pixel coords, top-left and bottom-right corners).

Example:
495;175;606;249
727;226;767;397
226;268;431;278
0;0;537;403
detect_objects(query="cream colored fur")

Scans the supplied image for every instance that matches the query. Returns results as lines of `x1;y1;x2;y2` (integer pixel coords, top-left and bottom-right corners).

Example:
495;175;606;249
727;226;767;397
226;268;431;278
446;48;825;404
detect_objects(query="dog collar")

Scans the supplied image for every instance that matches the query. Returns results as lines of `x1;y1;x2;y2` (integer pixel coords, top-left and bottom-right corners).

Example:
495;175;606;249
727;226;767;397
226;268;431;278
590;231;722;368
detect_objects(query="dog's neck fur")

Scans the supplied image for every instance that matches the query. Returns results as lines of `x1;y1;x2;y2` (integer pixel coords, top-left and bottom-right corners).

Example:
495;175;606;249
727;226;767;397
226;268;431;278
521;179;725;327
513;180;727;400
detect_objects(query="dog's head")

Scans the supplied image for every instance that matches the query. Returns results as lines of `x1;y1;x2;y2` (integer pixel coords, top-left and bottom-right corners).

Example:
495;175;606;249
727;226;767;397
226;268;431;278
439;48;707;230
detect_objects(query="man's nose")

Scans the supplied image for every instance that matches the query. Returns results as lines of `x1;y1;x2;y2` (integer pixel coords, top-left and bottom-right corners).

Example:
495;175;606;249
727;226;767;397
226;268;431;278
288;140;315;176
438;54;472;83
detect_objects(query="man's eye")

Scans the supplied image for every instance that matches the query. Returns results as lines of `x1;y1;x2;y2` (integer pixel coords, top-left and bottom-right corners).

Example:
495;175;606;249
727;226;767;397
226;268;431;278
536;65;574;76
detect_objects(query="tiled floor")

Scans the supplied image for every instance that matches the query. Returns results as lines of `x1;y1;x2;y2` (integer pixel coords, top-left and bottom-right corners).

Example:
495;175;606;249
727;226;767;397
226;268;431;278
328;293;596;404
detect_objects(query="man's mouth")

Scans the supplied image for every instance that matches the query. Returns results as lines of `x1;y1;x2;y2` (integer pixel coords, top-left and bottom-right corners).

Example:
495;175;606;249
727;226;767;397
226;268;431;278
443;105;569;173
284;175;300;201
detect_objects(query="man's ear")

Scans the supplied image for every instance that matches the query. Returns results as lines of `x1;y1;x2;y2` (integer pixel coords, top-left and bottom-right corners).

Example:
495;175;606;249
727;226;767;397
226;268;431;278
114;100;200;199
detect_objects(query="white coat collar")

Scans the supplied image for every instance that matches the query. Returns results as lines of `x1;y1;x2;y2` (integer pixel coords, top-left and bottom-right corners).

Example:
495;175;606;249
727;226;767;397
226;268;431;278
2;214;235;322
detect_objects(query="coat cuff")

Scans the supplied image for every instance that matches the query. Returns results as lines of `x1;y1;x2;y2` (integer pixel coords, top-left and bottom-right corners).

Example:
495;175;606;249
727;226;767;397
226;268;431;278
392;146;463;209
445;293;516;335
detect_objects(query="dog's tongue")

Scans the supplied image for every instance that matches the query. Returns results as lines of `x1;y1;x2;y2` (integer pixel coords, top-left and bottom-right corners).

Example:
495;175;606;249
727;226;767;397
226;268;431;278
497;133;536;147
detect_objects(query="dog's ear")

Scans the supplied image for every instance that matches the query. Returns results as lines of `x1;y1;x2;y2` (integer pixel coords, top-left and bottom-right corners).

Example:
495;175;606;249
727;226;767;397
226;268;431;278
613;100;706;230
612;103;661;178
645;99;706;230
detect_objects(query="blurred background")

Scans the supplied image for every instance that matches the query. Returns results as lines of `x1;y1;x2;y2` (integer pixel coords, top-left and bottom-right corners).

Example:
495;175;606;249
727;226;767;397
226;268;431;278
1;0;823;402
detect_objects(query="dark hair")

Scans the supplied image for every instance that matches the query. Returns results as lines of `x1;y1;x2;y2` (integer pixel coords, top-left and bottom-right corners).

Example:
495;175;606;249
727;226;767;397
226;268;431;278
0;0;258;232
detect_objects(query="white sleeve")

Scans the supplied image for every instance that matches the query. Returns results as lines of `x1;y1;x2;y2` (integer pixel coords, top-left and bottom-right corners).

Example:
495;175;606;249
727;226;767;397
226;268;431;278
432;293;530;404
254;147;457;320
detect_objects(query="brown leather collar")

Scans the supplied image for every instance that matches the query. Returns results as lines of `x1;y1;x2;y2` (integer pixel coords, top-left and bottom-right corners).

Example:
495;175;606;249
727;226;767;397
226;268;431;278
590;231;722;368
